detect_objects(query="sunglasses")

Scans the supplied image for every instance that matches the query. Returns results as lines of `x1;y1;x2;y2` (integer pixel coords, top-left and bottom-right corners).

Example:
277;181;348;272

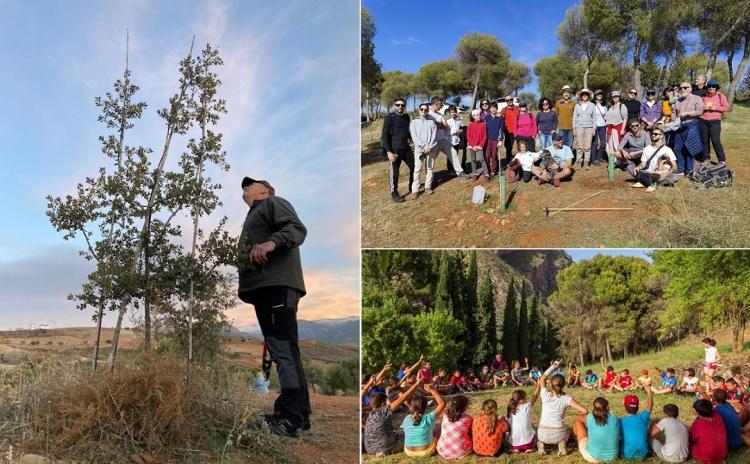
630;124;641;128
394;103;405;107
628;92;636;95
681;86;690;90
419;107;429;111
481;102;489;106
707;86;718;89
651;132;663;136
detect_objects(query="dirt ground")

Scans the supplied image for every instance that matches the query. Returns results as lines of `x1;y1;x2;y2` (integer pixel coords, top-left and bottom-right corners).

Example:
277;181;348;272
361;103;750;248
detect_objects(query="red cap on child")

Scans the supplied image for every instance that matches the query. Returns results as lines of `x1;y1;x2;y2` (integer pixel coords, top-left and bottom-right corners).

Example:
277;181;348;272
641;369;649;376
624;395;639;408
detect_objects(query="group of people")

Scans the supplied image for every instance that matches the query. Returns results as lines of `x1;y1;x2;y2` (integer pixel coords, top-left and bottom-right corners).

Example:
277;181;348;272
380;75;729;201
362;339;750;462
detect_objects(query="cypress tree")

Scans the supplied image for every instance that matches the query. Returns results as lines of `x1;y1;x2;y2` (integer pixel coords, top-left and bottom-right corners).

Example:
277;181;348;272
528;292;543;364
464;251;479;362
540;319;549;365
546;319;559;361
434;253;453;313
518;282;529;361
474;271;496;366
502;277;519;362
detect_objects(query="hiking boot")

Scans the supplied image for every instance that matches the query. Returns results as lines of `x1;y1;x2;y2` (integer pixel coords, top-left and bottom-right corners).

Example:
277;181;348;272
558;441;568;456
631;182;645;188
301;417;312;433
537;441;546;455
391;192;404;203
264;415;300;438
425;188;434;195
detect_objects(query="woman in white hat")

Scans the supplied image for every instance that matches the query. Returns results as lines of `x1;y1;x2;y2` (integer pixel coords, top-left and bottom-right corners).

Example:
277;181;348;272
572;88;596;169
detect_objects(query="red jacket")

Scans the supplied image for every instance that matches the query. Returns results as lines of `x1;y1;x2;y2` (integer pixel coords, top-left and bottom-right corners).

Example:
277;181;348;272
466;121;488;147
502;106;520;134
514;112;537;138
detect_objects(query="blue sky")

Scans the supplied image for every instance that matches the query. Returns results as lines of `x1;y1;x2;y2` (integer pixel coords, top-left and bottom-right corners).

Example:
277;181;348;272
566;249;652;263
0;0;359;329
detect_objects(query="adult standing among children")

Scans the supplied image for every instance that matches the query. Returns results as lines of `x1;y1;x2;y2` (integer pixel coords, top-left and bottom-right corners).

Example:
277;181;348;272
502;95;520;163
409;103;437;200
640;89;662;132
555;85;576;147
592;90;608;165
605;91;629;160
572;88;596;169
700;80;729;166
692;74;708;97
382;97;413;203
428;97;468;180
238;177;311;438
673;81;705;175
536;97;558;150
623;88;642;122
536;360;588;456
515;102;537;152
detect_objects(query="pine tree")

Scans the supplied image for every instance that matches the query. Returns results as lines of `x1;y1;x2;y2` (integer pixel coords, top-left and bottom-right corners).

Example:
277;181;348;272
518;282;529;361
528;292;543;364
474;271;497;366
502;278;519;361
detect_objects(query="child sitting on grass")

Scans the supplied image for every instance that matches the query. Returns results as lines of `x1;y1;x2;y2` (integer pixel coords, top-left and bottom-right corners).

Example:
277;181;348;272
689;399;728;464
401;384;446;458
598;358;617;392
478;365;493;389
636;369;652;390
364;379;423;456
510;359;530;387
678;368;702;396
437;395;473;459
448;369;471;394
620;385;654;459
573;396;620;463
536;360;589;456
582;369;598;389
529;364;542;383
568;362;581;387
653;367;677;394
613;368;635;392
507;388;540;453
649;403;689;463
466;368;481;391
711;388;746;449
472;399;509;456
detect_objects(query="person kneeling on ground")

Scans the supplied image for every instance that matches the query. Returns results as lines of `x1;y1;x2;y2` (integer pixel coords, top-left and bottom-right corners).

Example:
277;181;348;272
531;133;573;187
616;119;649;171
649;403;689;463
631;127;677;192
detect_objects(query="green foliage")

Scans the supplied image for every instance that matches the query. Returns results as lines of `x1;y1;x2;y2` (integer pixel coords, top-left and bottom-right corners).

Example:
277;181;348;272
670;52;730;87
518;283;529;360
473;271;497;366
414;309;464;371
415;59;469;99
528;292;543;363
380;71;416;108
361;7;383;94
502;278;519;361
434;255;453;314
322;358;359;395
454;33;510;108
362;297;416;372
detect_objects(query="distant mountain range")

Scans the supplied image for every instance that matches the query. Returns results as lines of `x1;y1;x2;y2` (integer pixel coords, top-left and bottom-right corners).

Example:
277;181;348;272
227;316;359;344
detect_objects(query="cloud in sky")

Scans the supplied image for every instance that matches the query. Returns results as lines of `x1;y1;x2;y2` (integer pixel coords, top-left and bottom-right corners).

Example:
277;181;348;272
0;0;359;326
390;36;424;46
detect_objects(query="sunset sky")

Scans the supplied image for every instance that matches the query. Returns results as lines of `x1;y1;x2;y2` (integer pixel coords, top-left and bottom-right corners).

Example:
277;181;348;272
0;0;359;329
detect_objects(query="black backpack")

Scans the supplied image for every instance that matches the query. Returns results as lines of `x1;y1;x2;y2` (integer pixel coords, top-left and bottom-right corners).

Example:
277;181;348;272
688;164;734;188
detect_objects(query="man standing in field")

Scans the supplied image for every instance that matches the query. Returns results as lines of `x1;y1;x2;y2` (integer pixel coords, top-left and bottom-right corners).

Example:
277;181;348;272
382;97;413;203
238;177;311;437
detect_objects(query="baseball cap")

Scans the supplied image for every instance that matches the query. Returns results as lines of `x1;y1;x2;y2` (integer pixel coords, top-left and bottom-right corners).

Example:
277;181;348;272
241;177;275;194
641;369;649;376
611;90;621;97
241;177;258;188
552;133;564;141
561;85;571;91
624;395;639;408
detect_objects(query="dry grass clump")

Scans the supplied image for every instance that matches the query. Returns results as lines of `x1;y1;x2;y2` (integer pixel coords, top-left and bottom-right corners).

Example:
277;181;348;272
0;353;289;463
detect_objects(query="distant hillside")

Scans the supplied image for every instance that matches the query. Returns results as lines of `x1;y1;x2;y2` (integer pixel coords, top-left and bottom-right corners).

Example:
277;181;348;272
232;316;359;344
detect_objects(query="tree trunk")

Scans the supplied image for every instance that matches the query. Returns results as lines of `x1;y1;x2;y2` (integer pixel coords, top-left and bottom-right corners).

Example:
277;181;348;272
633;38;642;98
143;238;151;351
583;60;591;90
658;55;672;93
705;49;718;81
732;323;741;353
577;334;584;367
364;91;371;122
470;71;480;110
106;307;126;369
727;35;750;110
92;301;104;370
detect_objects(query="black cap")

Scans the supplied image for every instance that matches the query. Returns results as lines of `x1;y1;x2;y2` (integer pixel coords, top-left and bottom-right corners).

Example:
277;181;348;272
241;177;257;188
552;133;564;141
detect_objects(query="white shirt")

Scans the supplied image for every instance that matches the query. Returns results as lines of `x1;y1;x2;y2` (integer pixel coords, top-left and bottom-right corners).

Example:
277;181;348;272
594;102;607;127
655;418;689;461
681;376;700;389
539;387;572;428
641;144;676;173
508;402;536;446
428;111;446;141
446;117;462;146
705;346;718;363
512;151;541;171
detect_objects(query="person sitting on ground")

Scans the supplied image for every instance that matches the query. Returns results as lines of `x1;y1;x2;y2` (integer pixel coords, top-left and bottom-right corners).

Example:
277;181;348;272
729;365;747;393
679;368;701;396
510;358;531;387
508;387;541;453
689;399;728;464
568;363;582;388
725;378;746;416
431;368;451;394
613;368;636;392
395;362;410;381
490;353;508;376
364;379;423;456
507;140;542;183
598;360;617;392
529;364;542;383
466;367;481;391
537;360;589;456
478;365;493;390
251;370;270;393
615;119;649;170
620;386;654;459
436;395;474;459
448;369;470;394
401;384;446;458
362;364;391;412
531;133;573;186
417;361;433;385
713;388;749;449
705;375;726;398
583;369;598;389
636;369;653;390
551;360;566;379
472;398;510;457
493;366;510;388
573;396;620;463
653;367;677;394
630;127;677;192
649;403;689;463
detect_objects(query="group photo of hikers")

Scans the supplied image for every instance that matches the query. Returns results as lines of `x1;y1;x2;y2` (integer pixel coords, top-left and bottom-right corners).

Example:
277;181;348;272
361;249;750;463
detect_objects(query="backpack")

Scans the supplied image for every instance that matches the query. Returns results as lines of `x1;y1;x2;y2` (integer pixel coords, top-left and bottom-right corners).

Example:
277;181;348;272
688;164;734;188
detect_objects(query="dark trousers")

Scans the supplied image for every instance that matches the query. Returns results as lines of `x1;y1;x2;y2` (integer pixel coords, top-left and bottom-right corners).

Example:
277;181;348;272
503;128;515;163
516;136;535;152
485;139;499;174
251;286;310;428
700;119;726;162
592;126;607;162
389;148;414;193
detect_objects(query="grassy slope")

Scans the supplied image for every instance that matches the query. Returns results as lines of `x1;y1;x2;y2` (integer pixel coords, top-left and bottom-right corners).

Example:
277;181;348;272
363;334;750;463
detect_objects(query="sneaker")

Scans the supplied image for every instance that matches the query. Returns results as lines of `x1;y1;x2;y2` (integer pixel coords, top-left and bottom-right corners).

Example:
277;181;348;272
646;185;657;192
675;171;685;176
247;415;299;438
537;441;546;455
631;182;645;188
457;172;469;179
391;192;404;203
410;192;419;201
425;188;434;195
558;441;568;456
553;178;561;188
301;417;312;433
585;163;590;170
483;174;490;181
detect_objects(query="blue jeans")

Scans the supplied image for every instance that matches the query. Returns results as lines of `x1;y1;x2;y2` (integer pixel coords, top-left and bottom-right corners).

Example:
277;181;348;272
591;126;607;163
559;129;573;147
540;133;552;150
674;121;696;173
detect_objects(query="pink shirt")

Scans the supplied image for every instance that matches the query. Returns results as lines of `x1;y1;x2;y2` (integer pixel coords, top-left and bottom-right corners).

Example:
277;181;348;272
437;413;473;459
514;112;538;138
701;92;728;121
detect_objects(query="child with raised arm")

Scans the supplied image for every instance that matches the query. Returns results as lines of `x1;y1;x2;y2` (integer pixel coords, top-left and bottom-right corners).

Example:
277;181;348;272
567;362;581;387
510;358;530;387
598;357;617;391
472;398;509;456
437;395;473;459
364;379;423;456
507;386;540;453
620;385;654;459
401;383;446;458
537;359;589;456
582;369;598;389
653;367;677;394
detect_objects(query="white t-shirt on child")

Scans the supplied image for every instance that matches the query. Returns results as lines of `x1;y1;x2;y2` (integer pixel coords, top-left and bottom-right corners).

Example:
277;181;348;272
508;402;536;446
512;151;541;171
539;387;572;428
705;346;718;363
681;376;700;389
655;417;689;462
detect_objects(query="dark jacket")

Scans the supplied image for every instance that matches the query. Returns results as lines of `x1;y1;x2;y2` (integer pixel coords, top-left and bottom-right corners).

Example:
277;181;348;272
237;195;306;303
381;112;411;152
485;114;505;141
623;100;641;121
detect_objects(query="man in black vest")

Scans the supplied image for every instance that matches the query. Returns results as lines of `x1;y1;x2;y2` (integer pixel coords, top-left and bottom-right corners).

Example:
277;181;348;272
381;97;413;203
